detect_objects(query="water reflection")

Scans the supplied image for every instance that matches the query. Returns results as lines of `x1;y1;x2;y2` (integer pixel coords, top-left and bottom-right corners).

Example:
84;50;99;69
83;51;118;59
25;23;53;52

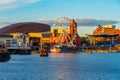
49;53;79;80
50;53;76;57
0;53;120;80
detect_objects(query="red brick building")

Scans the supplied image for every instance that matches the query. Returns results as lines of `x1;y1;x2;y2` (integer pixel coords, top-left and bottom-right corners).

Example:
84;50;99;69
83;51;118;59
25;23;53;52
93;25;120;40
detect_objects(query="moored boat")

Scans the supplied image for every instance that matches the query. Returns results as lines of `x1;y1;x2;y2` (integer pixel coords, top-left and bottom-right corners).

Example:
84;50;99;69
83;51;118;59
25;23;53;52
50;48;61;53
50;45;61;53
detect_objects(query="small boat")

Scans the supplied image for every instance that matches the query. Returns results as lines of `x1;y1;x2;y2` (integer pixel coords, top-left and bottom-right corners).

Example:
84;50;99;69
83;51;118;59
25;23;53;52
50;45;61;53
50;48;61;53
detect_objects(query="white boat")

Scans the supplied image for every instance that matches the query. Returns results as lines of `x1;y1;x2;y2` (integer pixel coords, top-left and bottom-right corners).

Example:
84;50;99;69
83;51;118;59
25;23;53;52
50;45;61;53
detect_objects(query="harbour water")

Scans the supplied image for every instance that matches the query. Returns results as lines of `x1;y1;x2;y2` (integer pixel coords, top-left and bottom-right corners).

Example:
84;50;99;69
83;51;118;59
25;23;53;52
0;53;120;80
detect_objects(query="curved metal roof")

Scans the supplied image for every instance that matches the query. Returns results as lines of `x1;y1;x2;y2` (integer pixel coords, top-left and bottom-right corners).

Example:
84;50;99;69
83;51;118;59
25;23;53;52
0;22;50;34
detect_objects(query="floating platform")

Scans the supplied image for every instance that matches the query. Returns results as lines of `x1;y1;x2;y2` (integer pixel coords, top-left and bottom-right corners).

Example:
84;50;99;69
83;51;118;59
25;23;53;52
7;47;31;54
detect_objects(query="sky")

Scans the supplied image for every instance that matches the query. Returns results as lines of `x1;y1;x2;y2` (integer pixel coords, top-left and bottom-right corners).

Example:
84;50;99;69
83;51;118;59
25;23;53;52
0;0;120;36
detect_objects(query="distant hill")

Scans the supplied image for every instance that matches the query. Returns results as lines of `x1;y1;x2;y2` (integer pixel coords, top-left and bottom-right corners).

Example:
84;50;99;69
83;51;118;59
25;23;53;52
0;18;119;28
35;18;119;26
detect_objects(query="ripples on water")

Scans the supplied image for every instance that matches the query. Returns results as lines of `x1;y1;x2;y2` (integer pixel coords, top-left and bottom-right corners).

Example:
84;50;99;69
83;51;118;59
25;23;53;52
0;53;120;80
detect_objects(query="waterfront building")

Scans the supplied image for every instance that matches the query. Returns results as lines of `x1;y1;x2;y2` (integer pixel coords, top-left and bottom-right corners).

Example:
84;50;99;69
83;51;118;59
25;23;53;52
93;25;120;40
0;22;50;51
87;25;120;47
0;35;13;46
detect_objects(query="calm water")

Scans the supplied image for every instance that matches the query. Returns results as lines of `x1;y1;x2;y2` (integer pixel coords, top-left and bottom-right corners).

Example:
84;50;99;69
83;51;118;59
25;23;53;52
0;53;120;80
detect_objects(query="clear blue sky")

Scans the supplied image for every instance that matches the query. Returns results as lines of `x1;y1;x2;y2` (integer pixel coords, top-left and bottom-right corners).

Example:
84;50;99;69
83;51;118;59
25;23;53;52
0;0;120;21
0;0;120;36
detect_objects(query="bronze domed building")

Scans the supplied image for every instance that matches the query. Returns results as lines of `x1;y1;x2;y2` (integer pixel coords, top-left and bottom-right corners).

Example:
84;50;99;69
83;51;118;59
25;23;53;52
0;22;50;34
